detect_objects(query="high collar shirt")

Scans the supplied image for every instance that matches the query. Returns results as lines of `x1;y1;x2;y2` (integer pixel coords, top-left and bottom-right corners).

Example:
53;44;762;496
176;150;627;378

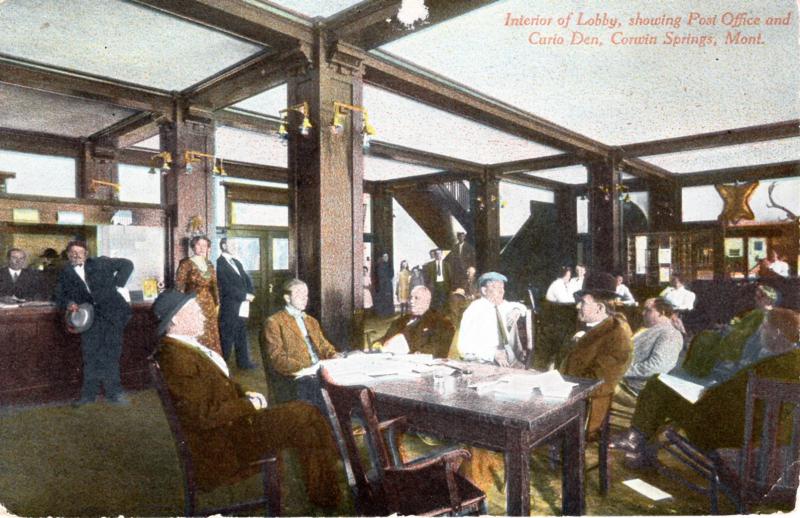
285;305;319;364
167;333;230;377
545;278;574;304
457;297;526;363
8;268;21;281
221;252;240;275
661;286;696;310
73;263;91;292
567;276;585;297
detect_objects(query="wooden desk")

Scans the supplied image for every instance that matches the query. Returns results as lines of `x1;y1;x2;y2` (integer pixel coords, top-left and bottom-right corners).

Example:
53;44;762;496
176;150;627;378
370;362;599;516
0;302;157;406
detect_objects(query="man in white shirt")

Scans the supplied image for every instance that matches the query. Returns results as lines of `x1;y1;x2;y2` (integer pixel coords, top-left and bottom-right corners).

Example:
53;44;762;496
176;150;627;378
545;266;574;304
614;273;637;306
457;271;527;367
567;263;587;300
659;275;696;311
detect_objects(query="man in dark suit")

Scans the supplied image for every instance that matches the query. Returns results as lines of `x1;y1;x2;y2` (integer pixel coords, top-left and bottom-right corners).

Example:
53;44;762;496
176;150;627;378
377;285;454;358
424;248;451;311
0;248;45;300
54;240;134;406
152;290;341;511
216;238;256;369
447;232;475;290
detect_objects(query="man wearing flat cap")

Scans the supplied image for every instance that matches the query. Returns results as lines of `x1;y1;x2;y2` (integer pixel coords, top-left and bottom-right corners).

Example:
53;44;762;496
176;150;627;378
559;272;633;438
456;271;527;367
151;290;341;511
55;240;133;406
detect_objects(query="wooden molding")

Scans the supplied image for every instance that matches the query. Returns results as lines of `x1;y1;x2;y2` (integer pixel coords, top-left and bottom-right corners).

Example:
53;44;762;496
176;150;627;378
677;160;800;187
214;108;283;134
367;140;484;175
491;153;584;174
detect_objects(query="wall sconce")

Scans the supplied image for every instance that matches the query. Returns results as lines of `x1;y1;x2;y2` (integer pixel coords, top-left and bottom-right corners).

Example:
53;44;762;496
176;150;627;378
474;194;498;212
147;151;172;175
278;102;312;142
331;101;377;147
89;179;121;194
184;151;226;176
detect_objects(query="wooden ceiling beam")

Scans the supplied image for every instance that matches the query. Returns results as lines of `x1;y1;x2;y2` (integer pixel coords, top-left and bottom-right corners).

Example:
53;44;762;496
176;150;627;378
364;51;609;157
0;55;174;114
214;108;283;134
619;120;800;157
372;170;471;190
677;160;800;187
326;0;497;50
118;148;289;182
620;157;676;183
502;173;568;191
367;140;485;175
186;47;307;110
129;0;314;49
0;128;82;157
89;113;159;149
491;153;583;175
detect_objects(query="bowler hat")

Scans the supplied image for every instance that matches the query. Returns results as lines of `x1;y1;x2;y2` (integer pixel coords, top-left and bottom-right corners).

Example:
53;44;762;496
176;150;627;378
40;248;59;259
66;303;94;333
152;290;196;336
576;272;620;300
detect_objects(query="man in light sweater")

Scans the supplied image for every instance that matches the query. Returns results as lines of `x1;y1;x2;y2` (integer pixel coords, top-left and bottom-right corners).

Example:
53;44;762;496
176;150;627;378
615;297;684;406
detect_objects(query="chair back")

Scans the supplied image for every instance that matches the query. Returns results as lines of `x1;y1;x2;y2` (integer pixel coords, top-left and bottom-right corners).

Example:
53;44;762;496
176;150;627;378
147;354;200;509
740;372;800;505
318;366;387;514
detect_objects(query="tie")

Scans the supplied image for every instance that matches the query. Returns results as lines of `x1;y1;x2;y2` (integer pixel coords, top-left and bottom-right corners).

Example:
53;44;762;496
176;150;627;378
436;261;442;277
495;305;509;347
12;271;18;283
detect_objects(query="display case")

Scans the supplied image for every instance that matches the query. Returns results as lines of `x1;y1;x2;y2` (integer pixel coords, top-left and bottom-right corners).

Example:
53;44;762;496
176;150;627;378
627;230;715;287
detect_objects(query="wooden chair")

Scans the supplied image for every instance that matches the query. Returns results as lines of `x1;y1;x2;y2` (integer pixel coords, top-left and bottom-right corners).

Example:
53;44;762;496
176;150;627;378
148;356;281;517
318;366;487;516
658;372;800;514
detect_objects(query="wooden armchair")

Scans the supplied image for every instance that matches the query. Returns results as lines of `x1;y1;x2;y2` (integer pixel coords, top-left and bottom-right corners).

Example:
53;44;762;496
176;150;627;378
658;372;800;514
318;366;487;516
148;357;281;517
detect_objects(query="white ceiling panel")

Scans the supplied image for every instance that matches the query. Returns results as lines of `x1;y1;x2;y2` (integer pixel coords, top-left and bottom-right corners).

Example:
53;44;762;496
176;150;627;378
380;0;799;145
233;84;288;116
642;137;800;173
0;0;264;91
270;0;369;18
528;165;588;185
215;126;286;167
364;156;439;181
364;85;558;163
0;83;137;137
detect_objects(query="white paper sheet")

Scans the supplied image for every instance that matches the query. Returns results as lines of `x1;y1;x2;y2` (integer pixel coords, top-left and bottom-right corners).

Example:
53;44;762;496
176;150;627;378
623;478;672;501
658;371;715;404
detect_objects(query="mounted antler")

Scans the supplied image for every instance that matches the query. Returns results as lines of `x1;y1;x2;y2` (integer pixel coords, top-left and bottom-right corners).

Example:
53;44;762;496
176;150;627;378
766;182;798;221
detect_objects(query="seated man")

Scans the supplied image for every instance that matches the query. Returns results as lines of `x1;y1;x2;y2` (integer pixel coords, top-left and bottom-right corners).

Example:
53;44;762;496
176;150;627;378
660;275;696;311
378;285;454;358
261;278;339;406
456;271;527;368
615;297;684;406
151;290;341;510
559;273;633;437
683;283;777;378
614;273;637;306
612;308;800;468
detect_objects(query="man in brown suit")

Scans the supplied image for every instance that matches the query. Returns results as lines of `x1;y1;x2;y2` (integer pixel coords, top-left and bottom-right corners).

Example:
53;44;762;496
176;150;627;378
152;289;341;510
559;272;633;438
261;278;339;405
377;285;455;358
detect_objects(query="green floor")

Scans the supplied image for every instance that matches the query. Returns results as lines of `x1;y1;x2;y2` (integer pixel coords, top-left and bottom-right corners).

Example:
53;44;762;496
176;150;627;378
0;318;790;516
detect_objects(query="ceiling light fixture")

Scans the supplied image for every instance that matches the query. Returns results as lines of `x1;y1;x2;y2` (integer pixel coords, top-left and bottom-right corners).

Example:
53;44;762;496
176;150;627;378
331;101;377;148
148;151;172;175
184;151;225;176
396;0;429;28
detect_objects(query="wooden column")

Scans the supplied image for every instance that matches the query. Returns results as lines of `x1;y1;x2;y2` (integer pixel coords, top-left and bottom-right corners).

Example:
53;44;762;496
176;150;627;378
555;186;578;266
80;141;118;202
650;180;682;231
370;186;394;274
287;38;364;348
471;173;500;273
587;159;622;274
160;115;215;286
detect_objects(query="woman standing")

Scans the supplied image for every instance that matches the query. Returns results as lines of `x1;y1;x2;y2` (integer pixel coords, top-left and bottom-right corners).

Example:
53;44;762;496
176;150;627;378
362;266;374;316
175;235;222;355
396;260;412;315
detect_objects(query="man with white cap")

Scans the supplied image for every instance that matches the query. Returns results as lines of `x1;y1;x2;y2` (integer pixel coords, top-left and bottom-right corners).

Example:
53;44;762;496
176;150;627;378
456;271;527;367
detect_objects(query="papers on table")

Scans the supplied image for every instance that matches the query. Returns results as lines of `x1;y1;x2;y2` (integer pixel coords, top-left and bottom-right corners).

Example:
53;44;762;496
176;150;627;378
294;352;441;385
658;370;716;404
469;369;578;400
623;478;672;501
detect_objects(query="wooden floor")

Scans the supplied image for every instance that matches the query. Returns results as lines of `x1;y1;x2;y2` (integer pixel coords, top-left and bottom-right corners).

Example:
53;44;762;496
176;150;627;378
0;317;792;516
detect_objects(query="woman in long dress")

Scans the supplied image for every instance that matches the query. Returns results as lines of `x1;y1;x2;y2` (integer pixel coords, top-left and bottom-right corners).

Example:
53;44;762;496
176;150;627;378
362;266;374;315
396;260;411;315
175;235;222;355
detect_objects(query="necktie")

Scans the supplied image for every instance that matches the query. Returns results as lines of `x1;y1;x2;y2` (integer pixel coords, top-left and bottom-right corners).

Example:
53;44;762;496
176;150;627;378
495;305;509;347
12;271;18;283
436;261;442;276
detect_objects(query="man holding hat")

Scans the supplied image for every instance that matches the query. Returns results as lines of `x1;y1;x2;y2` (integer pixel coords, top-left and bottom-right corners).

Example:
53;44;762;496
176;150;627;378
151;290;341;510
55;240;133;406
559;272;633;438
456;271;527;367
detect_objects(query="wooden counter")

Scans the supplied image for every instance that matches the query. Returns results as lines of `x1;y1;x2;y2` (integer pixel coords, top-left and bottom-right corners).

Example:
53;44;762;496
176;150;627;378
0;302;157;406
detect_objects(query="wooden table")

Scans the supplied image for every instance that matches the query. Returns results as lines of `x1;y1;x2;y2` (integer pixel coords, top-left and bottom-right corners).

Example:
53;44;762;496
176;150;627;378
369;362;599;516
